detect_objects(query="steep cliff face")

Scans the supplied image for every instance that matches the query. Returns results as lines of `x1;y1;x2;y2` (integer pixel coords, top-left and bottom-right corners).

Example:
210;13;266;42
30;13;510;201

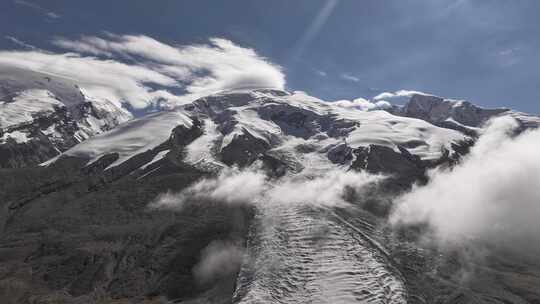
0;67;132;168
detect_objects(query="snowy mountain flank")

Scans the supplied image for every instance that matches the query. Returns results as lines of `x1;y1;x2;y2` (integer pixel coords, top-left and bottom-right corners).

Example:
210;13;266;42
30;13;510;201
394;92;540;135
1;86;540;303
47;90;465;169
0;66;132;168
43;88;538;188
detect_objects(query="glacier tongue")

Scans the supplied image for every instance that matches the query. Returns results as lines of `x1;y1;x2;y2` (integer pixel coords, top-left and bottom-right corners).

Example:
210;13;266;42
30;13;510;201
233;204;407;304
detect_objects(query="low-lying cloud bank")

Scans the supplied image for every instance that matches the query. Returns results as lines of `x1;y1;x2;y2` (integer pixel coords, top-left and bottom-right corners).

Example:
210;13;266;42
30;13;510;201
334;97;391;111
372;89;430;105
150;168;382;210
373;90;427;101
151;169;381;286
0;34;285;109
390;116;540;250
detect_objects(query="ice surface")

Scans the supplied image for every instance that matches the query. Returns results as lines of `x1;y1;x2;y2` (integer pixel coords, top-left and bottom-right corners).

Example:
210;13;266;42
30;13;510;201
46;89;472;171
0;89;63;128
61;111;191;168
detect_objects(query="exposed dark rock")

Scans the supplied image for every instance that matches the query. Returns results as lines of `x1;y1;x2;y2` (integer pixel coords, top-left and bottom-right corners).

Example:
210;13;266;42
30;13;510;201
0;67;131;169
0;142;250;303
327;143;354;164
259;150;304;178
401;94;509;128
220;129;270;167
351;144;427;192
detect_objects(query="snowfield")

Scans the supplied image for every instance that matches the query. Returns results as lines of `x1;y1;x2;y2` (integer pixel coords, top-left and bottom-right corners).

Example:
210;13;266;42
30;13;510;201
53;111;192;168
45;89;474;172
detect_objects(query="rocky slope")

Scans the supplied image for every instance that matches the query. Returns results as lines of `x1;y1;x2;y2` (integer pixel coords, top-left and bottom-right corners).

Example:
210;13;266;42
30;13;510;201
0;67;132;168
396;92;540;136
46;89;470;178
1;89;539;303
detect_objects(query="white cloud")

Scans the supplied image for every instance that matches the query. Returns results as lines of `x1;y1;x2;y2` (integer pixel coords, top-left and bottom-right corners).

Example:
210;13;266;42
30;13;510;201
181;169;267;206
0;50;177;109
54;35;285;99
0;35;285;110
150;168;382;210
372;92;395;101
192;240;245;284
341;73;361;82
334;97;392;111
373;89;429;101
390;116;540;250
265;170;381;207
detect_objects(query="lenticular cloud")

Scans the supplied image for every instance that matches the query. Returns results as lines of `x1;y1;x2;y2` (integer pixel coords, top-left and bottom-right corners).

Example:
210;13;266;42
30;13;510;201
0;35;285;110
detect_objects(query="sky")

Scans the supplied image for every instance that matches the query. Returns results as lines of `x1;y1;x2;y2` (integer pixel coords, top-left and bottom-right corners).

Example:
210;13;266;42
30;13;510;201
1;0;539;114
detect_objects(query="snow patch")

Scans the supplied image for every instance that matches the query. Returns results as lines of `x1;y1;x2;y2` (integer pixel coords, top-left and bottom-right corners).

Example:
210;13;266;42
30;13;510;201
0;89;63;127
60;111;191;168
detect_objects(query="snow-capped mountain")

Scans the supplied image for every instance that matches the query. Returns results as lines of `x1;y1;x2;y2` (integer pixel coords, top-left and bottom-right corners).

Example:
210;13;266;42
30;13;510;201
2;88;540;304
42;89;475;188
0;66;132;168
396;92;540;135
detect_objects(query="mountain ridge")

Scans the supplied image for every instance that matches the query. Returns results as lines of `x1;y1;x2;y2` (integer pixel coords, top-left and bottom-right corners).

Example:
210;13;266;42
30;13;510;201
1;87;540;303
0;67;132;168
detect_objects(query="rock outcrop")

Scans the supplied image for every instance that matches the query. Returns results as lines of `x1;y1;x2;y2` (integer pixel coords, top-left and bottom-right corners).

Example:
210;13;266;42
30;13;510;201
0;67;132;168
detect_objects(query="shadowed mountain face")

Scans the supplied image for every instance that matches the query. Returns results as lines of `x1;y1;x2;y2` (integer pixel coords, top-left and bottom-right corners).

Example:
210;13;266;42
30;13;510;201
0;89;539;303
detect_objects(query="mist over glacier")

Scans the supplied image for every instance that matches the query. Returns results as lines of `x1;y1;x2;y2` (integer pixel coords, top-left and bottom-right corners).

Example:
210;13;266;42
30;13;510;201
150;167;383;210
391;116;540;251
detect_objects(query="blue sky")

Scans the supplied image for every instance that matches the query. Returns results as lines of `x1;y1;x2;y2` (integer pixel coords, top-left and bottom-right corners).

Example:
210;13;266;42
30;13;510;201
1;0;539;113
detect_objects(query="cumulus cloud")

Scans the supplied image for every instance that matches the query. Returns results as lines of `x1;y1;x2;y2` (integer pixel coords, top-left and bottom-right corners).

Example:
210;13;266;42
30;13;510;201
390;116;540;250
0;34;285;110
192;240;245;285
373;89;429;101
266;170;381;206
152;170;267;208
150;168;381;210
334;97;392;111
